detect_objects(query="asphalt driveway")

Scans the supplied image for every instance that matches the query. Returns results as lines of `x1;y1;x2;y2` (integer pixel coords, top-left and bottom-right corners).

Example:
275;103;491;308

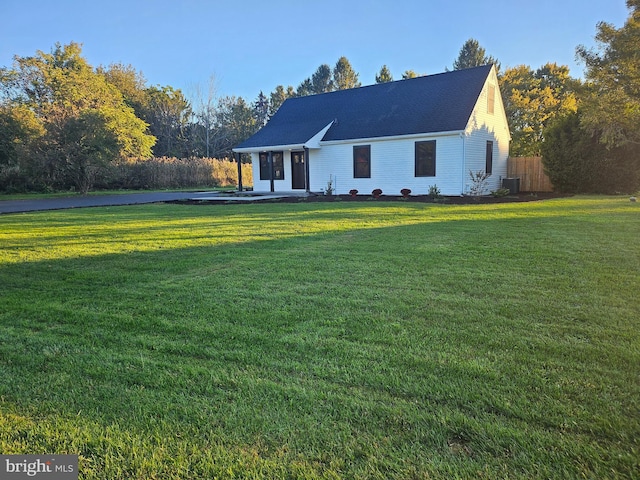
0;191;222;214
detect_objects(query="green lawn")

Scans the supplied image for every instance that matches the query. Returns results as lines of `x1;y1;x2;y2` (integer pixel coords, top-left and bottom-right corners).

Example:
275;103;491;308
0;197;638;479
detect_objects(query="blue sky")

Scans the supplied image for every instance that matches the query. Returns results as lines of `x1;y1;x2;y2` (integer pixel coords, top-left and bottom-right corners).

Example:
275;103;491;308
0;0;630;103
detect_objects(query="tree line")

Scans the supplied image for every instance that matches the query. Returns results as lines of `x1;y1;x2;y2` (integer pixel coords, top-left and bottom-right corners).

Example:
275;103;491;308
1;0;638;194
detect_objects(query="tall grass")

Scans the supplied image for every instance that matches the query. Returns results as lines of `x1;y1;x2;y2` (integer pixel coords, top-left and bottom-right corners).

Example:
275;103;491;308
0;197;638;478
101;157;252;190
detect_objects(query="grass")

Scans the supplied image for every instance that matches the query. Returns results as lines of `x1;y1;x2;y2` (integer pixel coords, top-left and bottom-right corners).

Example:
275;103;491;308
0;196;638;479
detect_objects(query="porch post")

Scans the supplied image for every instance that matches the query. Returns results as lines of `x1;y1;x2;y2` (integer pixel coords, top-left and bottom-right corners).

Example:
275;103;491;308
304;147;310;193
268;151;274;192
235;152;243;192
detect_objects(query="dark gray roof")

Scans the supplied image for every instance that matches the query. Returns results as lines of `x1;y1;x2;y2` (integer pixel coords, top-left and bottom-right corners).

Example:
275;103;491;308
235;65;493;150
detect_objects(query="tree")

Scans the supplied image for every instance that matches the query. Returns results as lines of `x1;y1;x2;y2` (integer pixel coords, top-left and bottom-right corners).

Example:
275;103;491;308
577;0;640;148
98;63;148;116
296;77;313;97
269;85;295;115
190;75;218;157
451;38;499;71
500;63;578;156
142;85;191;157
252;91;269;127
332;56;361;90
0;42;154;193
541;111;639;193
210;96;257;158
401;70;419;79
541;112;604;192
311;64;333;93
375;65;393;83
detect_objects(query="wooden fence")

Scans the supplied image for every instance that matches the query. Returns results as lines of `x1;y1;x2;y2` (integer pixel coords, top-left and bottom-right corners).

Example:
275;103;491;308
507;156;554;192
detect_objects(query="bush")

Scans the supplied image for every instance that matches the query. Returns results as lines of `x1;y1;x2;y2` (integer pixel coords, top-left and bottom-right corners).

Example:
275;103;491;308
349;189;358;197
542;112;640;194
427;185;441;199
400;188;411;198
490;187;511;197
468;170;490;196
371;188;383;198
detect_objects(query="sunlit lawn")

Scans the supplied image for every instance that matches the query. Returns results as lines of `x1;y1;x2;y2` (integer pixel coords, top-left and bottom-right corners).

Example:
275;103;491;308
0;197;638;479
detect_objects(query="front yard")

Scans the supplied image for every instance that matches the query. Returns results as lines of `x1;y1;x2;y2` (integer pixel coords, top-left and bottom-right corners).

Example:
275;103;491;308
0;197;638;478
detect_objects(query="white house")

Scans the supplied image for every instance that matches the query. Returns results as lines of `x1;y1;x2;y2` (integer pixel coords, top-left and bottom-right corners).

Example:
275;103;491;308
233;65;510;196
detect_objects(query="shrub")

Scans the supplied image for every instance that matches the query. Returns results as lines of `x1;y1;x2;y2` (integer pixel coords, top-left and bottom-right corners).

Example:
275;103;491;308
541;112;640;194
349;189;358;197
490;187;511;197
400;188;411;198
468;170;490;196
427;185;441;199
371;188;383;198
324;175;335;196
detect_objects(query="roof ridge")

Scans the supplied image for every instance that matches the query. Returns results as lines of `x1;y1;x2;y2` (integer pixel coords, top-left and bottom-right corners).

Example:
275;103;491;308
286;63;494;101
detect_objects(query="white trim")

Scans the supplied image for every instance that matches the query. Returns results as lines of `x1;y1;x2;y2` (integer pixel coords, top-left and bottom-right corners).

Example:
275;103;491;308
319;129;464;146
233;121;335;154
304;121;334;149
233;143;304;153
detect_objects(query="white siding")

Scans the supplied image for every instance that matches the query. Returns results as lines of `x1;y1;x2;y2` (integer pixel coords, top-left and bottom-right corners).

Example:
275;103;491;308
463;67;511;194
308;134;467;196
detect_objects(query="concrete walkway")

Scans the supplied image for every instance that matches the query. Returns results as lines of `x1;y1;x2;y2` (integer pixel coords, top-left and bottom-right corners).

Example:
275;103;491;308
0;191;311;214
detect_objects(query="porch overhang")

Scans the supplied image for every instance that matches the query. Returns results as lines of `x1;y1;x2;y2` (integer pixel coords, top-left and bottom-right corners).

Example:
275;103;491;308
232;121;334;154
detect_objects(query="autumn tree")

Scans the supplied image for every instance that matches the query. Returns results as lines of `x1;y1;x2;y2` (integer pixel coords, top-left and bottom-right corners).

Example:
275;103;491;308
98;63;148;116
500;63;579;156
541;0;640;193
0;42;154;193
577;0;640;148
100;64;193;158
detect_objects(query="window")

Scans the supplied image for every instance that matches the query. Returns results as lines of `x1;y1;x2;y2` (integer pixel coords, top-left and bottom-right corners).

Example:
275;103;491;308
353;145;371;178
485;141;493;174
258;151;284;180
487;84;495;115
415;140;436;177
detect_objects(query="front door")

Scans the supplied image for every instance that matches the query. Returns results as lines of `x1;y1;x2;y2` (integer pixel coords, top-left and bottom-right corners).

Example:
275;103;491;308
291;151;306;189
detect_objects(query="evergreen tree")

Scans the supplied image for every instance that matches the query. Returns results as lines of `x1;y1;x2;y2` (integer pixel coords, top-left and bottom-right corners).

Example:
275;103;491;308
375;65;393;83
542;111;639;193
451;38;499;70
296;78;313;97
252;91;269;126
311;64;333;93
269;85;294;114
332;56;361;90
